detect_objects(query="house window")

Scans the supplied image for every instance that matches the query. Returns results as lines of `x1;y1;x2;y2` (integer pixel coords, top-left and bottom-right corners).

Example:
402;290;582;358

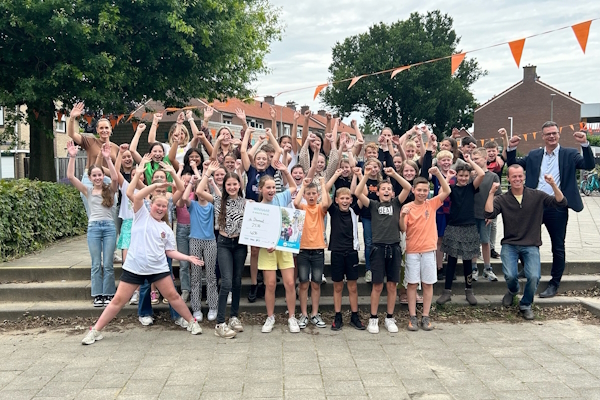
284;125;291;136
0;106;4;126
55;112;66;133
223;116;232;125
297;127;303;138
248;119;263;129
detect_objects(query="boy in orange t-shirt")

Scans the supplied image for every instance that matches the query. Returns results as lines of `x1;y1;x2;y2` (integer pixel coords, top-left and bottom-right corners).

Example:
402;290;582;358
400;167;451;332
294;177;330;329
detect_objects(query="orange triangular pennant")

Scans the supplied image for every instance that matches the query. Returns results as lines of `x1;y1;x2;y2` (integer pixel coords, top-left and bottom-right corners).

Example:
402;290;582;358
109;116;118;129
523;133;528;141
348;76;364;89
116;114;124;125
532;132;537;140
141;112;148;119
126;112;135;123
84;114;93;125
391;66;410;79
313;84;328;100
572;21;592;54
56;110;64;122
210;129;216;138
451;53;466;75
580;122;586;130
132;121;139;132
165;107;178;112
570;124;574;131
560;127;563;134
182;106;197;110
508;38;526;67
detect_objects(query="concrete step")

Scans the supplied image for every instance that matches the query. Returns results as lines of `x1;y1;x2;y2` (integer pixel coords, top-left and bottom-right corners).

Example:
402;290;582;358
1;275;598;303
2;261;599;282
0;295;594;321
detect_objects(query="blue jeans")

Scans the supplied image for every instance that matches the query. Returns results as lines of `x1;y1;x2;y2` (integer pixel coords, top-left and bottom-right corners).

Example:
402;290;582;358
176;224;191;292
362;218;372;271
87;220;117;296
543;207;568;288
138;257;180;320
501;244;541;310
216;235;248;324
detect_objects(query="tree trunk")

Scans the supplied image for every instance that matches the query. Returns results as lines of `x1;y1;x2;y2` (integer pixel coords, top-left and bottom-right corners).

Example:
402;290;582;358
28;101;56;182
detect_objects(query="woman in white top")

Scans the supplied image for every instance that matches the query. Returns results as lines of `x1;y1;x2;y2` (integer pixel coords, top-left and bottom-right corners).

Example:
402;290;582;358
82;158;203;345
67;140;118;308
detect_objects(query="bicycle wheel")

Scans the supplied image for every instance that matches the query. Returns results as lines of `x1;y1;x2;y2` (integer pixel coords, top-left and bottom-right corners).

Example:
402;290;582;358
583;176;593;196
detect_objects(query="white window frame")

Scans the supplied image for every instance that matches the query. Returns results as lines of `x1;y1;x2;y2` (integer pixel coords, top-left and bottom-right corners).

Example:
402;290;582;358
0;106;4;126
297;126;303;138
55;112;66;133
284;125;291;136
248;119;263;129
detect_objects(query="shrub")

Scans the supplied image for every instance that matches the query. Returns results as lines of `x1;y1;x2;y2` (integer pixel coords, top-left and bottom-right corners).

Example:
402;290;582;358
0;179;87;260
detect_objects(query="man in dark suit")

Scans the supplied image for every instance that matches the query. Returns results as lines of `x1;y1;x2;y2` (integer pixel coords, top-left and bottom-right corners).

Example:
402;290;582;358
506;121;595;297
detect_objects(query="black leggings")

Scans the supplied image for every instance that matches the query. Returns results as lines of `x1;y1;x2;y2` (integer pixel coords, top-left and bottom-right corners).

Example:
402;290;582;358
445;256;472;290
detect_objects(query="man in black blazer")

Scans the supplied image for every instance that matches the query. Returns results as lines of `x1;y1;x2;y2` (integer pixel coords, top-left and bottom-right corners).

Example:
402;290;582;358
506;121;595;297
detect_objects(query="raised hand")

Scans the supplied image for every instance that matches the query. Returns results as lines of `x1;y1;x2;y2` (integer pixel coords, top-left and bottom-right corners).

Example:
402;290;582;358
391;135;401;146
352;167;362;176
304;110;311;119
383;167;395;176
294;111;301;121
447;169;457;179
70;102;85;119
136;123;146;134
509;136;521;148
153;113;163;124
204;106;214;121
378;135;386;145
207;160;220;173
345;137;355;151
137;154;151;172
265;128;272;136
303;177;312;186
234;108;246;121
325;132;334;143
351;119;357;129
464;153;471;163
176;112;185;124
185;110;194;121
452;127;460;138
101;142;111;159
573;131;588;144
334;168;343;176
269;107;276;119
159;161;175;175
401;207;411;216
544;174;557;186
202;160;211;171
273;160;287;171
428;166;440;176
326;113;332;121
67;140;79;157
189;160;197;170
498;128;507;136
490;182;500;194
364;164;373;175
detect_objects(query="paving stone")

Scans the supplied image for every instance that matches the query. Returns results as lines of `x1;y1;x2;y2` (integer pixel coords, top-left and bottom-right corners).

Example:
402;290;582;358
86;373;131;389
526;381;579;398
158;385;202;400
74;388;120;400
0;389;39;400
34;380;86;398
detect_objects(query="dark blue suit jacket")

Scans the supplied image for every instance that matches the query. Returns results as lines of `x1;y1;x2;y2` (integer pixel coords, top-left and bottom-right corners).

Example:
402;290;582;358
507;145;595;212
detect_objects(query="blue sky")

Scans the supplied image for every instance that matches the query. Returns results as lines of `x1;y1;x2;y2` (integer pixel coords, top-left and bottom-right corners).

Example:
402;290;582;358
254;1;600;125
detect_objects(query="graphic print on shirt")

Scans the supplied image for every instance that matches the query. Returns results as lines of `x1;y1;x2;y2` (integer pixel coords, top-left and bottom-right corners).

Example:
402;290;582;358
378;205;393;216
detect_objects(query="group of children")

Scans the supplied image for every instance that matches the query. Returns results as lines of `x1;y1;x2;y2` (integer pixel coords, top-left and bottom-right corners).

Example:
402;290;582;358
68;103;511;345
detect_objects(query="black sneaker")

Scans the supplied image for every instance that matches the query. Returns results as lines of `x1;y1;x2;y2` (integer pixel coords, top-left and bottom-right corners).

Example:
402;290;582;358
256;282;265;299
349;314;366;330
93;296;104;307
331;314;343;331
490;249;500;259
103;295;113;306
248;285;257;303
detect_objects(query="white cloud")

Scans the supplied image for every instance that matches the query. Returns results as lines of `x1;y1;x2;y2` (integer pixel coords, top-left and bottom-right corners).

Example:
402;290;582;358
255;0;600;126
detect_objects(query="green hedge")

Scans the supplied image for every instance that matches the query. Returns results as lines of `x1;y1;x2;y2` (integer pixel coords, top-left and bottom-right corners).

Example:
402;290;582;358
0;179;87;261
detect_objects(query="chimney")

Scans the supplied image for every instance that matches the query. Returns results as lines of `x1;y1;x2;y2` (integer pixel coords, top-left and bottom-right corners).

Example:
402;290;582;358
264;95;275;105
523;65;537;82
568;92;571;97
300;105;310;115
317;110;326;117
285;101;296;111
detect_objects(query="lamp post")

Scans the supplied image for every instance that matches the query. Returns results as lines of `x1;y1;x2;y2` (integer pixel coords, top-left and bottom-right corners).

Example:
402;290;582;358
551;93;556;121
508;116;513;139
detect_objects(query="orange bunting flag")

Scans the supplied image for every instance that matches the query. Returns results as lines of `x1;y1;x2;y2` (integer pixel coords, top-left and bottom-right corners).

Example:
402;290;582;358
165;107;178;112
451;53;466;75
532;132;537;140
182;106;197;110
572;20;592;53
132;121;139;132
391;66;410;79
126;112;135;123
109;116;118;129
560;127;563;134
116;114;124;125
508;38;526;67
84;114;93;125
56;111;64;123
348;75;364;89
580;122;586;130
570;124;574;131
141;112;148;119
523;133;528;141
210;129;216;138
313;84;328;100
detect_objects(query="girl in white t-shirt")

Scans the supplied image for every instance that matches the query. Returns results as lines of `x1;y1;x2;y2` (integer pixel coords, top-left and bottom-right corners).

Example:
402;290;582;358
82;158;203;345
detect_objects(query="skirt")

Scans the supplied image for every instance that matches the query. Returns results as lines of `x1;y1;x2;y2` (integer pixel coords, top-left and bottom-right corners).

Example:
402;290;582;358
117;219;133;250
441;224;481;260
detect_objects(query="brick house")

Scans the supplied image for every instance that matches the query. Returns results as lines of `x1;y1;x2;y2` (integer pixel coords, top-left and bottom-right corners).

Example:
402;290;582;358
474;66;583;153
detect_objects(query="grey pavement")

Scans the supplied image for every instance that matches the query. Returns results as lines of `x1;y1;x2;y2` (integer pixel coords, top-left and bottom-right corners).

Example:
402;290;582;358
3;195;600;269
1;320;600;399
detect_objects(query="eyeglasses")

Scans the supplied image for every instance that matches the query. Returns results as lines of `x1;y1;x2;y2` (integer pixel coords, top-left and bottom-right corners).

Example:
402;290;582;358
543;132;559;137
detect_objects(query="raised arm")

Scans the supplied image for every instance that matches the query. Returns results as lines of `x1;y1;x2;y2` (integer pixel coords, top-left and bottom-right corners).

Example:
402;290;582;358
274;160;296;194
99;142;118;194
128;123;146;163
384;167;411;203
323;132;340;181
196;161;219;203
350;167;361;195
269;107;278;138
67;102;85;145
160;161;184;203
180;175;197;207
431;166;451;202
355;165;372;207
293;177;309;208
351;120;364;157
306;140;319;180
319;176;330;210
66;141;88;195
485;182;501;217
301;110;311;146
266;128;282;166
234;108;249;131
465;153;485;189
545;174;565;203
291;111;301;155
240;127;254;171
325;168;343;193
147;113;162;144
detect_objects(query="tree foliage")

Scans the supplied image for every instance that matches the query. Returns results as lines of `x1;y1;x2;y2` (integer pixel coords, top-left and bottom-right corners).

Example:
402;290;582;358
321;11;485;138
0;0;282;180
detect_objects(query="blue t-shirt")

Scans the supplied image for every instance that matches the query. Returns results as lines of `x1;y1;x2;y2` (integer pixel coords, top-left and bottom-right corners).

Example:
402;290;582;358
188;201;215;240
262;189;292;207
245;165;277;201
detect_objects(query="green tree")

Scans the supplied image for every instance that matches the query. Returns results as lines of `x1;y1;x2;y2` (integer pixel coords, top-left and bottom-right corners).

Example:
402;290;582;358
0;0;282;181
359;120;379;136
321;11;485;138
587;134;600;147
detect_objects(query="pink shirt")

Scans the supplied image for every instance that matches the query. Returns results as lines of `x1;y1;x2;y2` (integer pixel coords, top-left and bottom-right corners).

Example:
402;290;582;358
176;192;195;224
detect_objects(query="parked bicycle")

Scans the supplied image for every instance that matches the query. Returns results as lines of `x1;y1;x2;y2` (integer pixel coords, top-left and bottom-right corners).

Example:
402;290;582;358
580;170;600;196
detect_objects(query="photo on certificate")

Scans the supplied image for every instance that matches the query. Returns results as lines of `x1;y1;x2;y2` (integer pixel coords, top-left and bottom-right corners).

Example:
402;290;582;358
277;208;305;252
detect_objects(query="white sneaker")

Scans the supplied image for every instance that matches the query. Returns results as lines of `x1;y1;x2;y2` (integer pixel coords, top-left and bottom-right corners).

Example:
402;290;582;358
227;292;232;305
288;317;300;333
483;269;499;282
81;327;103;345
365;270;372;283
384;317;399;333
229;317;244;332
472;269;479;281
188;319;202;335
321;274;327;284
129;290;139;305
262;316;275;333
138;316;154;326
113;253;122;263
192;311;203;322
367;317;379;334
174;317;189;329
215;323;237;339
181;290;189;302
207;309;217;321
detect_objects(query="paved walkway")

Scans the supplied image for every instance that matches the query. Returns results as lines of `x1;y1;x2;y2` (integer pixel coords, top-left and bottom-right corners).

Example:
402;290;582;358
0;320;599;399
3;196;600;268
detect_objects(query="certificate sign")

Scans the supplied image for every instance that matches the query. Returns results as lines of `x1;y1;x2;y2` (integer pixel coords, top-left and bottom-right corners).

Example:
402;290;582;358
239;202;306;254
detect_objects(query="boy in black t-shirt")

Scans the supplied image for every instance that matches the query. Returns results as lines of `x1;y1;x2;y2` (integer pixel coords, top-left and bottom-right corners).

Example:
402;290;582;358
328;186;364;331
355;165;411;334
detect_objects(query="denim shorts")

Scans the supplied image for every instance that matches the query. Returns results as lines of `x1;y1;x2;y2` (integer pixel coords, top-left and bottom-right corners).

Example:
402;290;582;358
475;218;491;244
297;249;325;283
